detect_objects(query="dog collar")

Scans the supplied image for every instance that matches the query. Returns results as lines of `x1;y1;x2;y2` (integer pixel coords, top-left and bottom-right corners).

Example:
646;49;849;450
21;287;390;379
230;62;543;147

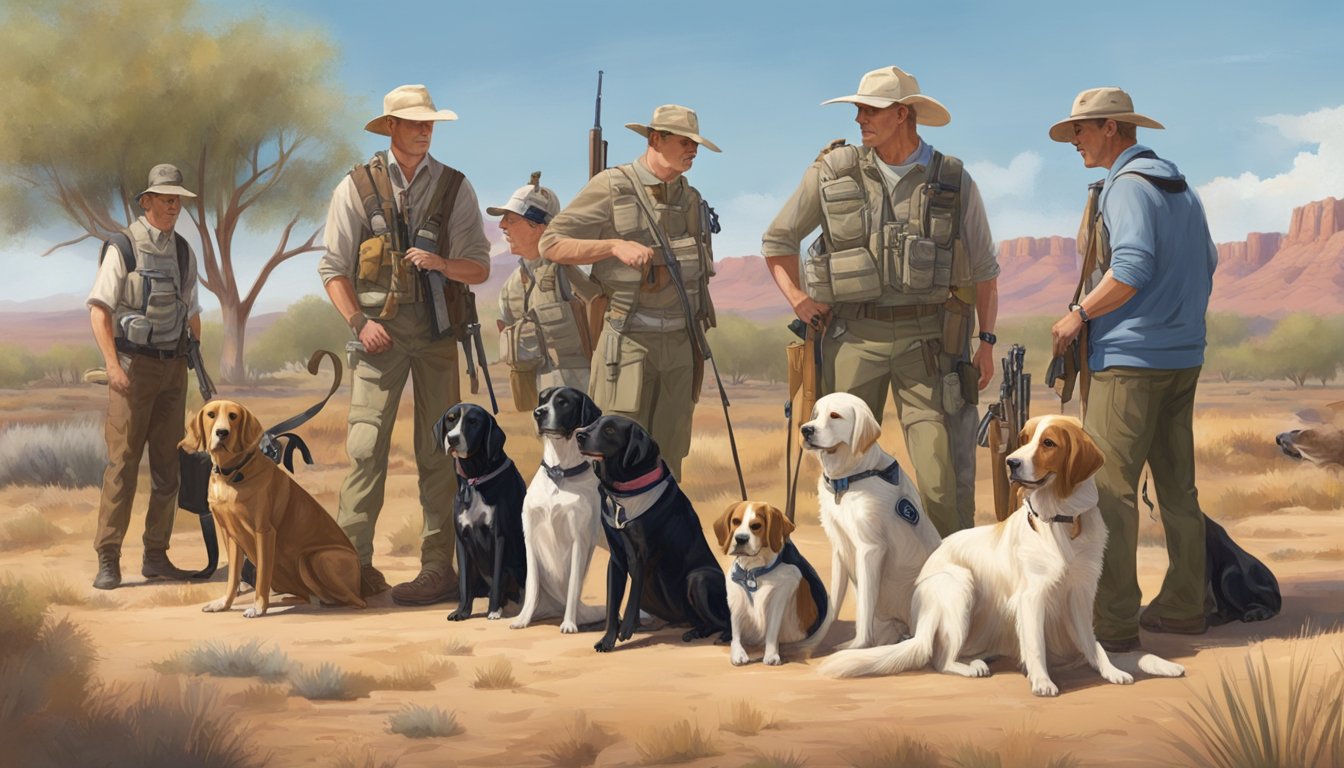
730;552;785;605
213;451;256;483
1026;496;1074;524
541;460;590;482
456;457;515;486
824;460;901;503
607;463;668;497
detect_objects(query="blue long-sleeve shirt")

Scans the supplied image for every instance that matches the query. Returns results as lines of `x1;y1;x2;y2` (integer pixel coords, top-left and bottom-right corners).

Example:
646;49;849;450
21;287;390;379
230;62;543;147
1090;144;1218;371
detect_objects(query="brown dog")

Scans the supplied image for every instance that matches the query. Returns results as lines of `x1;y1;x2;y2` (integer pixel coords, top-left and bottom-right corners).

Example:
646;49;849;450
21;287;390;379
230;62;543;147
181;400;365;617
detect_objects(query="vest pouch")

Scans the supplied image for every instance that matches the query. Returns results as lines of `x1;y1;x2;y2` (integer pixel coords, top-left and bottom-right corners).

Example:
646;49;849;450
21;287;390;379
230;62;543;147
532;299;586;361
358;234;387;282
901;236;938;291
499;317;544;371
140;270;181;342
120;313;152;346
827;247;882;303
667;236;703;286
819;177;867;247
612;198;642;236
800;239;834;304
940;370;966;414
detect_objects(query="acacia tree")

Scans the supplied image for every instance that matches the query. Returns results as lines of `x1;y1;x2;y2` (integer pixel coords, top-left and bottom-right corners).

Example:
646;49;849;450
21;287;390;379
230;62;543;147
0;0;354;381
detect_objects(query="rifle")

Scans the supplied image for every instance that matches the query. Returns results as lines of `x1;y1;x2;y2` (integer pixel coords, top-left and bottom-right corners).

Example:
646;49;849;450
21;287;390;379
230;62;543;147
976;344;1030;521
588;71;607;179
184;326;216;402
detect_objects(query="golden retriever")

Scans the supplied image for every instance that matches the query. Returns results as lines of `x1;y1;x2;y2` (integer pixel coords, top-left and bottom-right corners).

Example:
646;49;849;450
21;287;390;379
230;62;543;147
181;400;365;617
821;415;1185;695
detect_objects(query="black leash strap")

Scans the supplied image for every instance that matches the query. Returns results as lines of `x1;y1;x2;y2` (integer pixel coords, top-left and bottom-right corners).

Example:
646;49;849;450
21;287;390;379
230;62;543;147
258;349;342;467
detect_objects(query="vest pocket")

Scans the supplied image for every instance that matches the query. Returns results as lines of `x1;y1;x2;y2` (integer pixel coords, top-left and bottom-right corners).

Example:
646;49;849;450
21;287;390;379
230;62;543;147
532;300;586;359
612;198;642;236
901;236;939;291
828;247;883;303
801;245;834;304
820;177;867;247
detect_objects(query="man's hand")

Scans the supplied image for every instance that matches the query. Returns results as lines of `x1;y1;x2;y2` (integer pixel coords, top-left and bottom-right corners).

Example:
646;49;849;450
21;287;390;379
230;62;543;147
107;363;130;395
359;319;393;355
973;341;995;390
1052;311;1084;356
791;294;831;330
611;240;654;269
405;247;446;275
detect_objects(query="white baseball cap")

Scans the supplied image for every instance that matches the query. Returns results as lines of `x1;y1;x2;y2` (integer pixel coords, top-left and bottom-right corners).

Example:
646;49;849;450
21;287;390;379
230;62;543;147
486;172;561;224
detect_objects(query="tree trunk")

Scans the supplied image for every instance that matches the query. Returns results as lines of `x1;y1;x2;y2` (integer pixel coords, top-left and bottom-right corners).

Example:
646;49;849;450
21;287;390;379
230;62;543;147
219;298;250;383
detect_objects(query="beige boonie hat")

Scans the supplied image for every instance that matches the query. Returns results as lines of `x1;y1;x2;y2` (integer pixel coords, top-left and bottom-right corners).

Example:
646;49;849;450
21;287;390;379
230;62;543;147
486;172;561;224
625;105;721;153
136;164;197;200
1049;87;1164;142
364;84;459;136
822;66;951;127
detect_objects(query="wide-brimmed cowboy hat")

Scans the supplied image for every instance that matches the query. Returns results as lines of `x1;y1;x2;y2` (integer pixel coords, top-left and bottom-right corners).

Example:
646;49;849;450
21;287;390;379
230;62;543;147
1049;87;1164;142
822;66;951;127
136;164;196;200
625;104;721;153
364;84;458;136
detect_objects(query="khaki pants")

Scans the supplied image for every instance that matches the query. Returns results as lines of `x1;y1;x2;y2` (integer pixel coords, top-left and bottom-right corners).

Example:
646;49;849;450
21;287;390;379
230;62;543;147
823;314;961;535
338;302;459;575
95;353;187;556
541;365;591;393
1086;365;1207;642
588;326;694;479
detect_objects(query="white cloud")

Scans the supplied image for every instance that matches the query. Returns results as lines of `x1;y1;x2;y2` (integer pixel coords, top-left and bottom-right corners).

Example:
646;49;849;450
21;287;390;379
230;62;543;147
1198;104;1344;241
967;151;1080;241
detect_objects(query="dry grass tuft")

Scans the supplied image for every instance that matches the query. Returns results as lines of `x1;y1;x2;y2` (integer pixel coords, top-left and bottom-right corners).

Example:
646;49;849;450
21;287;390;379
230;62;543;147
1195;429;1286;473
387;704;462;738
0;505;67;550
719;699;775;736
377;658;457;690
845;729;943;768
742;751;809;768
0;419;106;487
331;746;401;768
153;640;292;681
288;662;376;701
384;515;422;557
1269;547;1344;562
472;658;520;690
143;583;217;607
83;592;122;610
634;719;719;765
951;728;1080;767
236;683;290;711
1214;469;1344;518
33;573;87;606
437;636;475;656
541;712;616;768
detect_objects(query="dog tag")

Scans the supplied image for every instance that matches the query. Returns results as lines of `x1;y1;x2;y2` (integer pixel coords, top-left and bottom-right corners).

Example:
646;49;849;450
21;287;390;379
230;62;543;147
831;477;849;504
745;577;758;590
896;498;919;526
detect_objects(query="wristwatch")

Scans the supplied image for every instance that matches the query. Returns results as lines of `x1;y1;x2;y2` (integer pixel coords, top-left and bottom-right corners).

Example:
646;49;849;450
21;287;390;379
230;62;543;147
348;311;370;334
1069;303;1091;323
978;331;997;345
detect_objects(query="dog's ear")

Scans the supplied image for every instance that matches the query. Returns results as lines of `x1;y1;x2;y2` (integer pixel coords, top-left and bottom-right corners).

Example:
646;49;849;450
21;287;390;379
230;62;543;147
1059;421;1105;498
486;415;508;462
238;405;264;449
1020;416;1044;447
623;423;657;469
538;387;558;407
179;404;208;452
713;503;739;555
851;402;882;454
578;393;602;430
765;504;794;553
433;409;452;454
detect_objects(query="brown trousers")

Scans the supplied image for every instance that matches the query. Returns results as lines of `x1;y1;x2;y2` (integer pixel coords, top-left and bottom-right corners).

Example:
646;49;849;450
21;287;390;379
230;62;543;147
94;353;188;556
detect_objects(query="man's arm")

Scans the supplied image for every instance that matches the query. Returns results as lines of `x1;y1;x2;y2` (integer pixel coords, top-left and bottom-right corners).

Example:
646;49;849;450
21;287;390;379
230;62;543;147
406;177;491;284
762;163;829;324
972;277;998;389
324;275;393;355
539;172;653;268
1051;272;1138;354
89;304;128;395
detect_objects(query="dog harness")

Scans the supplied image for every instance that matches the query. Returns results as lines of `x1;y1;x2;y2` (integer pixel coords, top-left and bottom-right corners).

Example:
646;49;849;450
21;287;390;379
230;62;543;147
213;451;257;484
541;460;591;482
730;553;785;606
823;460;921;526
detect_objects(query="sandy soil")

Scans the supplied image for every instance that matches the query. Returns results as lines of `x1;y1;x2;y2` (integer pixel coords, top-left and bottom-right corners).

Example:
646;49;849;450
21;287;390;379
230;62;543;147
1;377;1342;767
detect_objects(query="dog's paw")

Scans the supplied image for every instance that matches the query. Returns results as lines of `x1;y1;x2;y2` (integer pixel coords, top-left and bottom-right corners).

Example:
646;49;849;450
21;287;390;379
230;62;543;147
242;605;267;619
201;598;229;613
617;625;635;642
731;646;750;666
560;620;578;634
487;610;502;620
968;659;991;677
446;610;470;622
594;636;616;653
1137;654;1186;678
763;652;783;666
509;617;529;629
1029;676;1059;697
1102;667;1135;686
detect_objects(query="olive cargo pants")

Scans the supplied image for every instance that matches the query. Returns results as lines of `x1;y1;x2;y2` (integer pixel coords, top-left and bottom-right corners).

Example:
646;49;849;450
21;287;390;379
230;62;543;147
588;326;694;479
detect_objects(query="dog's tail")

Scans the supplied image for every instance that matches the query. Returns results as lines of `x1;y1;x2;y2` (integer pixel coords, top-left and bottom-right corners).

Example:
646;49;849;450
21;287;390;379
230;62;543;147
818;633;933;679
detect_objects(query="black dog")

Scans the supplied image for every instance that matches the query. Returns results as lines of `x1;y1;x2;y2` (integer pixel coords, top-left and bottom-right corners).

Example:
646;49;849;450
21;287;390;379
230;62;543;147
1206;517;1281;625
575;415;731;652
434;403;527;622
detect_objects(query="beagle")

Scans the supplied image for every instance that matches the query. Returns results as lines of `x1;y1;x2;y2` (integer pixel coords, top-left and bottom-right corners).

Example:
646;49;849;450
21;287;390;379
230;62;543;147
822;415;1186;696
714;501;830;666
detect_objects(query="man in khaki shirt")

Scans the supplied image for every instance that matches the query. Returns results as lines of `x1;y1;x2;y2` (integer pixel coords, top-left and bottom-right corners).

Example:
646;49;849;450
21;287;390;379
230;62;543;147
762;67;1001;535
318;84;491;606
539;105;720;479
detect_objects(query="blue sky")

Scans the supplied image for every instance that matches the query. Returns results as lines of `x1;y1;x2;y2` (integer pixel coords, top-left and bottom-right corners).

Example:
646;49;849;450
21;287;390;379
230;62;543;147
8;0;1344;310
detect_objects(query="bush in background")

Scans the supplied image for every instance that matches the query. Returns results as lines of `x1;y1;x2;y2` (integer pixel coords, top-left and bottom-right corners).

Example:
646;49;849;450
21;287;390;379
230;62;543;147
245;295;350;375
707;315;792;385
0;419;106;487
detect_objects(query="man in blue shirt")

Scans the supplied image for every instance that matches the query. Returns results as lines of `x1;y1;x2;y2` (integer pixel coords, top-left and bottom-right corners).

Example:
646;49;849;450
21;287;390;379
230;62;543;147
1050;87;1218;652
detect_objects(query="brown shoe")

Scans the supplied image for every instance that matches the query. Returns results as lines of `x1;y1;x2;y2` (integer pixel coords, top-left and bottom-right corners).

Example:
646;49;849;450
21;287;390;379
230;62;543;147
93;552;121;590
1140;607;1208;635
360;564;391;597
142;549;192;580
390;569;460;606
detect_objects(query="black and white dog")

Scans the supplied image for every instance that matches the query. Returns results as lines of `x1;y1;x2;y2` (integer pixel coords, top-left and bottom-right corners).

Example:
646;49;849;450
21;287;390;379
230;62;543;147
510;387;607;633
434;403;527;621
575;415;731;652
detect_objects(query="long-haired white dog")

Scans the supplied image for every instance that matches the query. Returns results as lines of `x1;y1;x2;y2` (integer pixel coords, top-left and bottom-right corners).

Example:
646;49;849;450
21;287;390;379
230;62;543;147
802;392;941;649
821;415;1186;695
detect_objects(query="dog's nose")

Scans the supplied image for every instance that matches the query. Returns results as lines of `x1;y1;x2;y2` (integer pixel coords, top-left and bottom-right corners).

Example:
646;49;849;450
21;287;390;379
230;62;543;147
533;406;547;420
1006;457;1022;472
734;533;749;545
575;429;589;445
800;425;815;438
215;428;230;439
1276;431;1298;446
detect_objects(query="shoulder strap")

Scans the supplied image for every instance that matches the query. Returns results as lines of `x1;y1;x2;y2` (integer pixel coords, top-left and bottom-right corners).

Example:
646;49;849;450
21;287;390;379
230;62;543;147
174;233;190;284
103;231;136;273
1110;149;1189;194
818;143;862;184
418;166;466;251
1072;181;1106;304
348;154;395;235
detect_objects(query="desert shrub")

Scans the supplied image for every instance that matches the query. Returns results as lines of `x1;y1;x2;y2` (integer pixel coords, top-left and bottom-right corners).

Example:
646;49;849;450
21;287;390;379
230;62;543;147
1214;471;1344;518
0;419;106;487
377;658;456;690
288;661;375;700
742;752;809;768
245;295;350;375
634;719;719;765
332;746;401;768
237;683;290;711
0;576;47;653
0;505;68;550
541;712;615;768
36;343;102;385
472;658;519;690
153;639;292;681
719;699;774;736
384;515;421;557
1270;547;1344;562
845;730;942;768
1195;429;1287;474
437;637;474;656
387;704;462;738
33;573;86;606
707;315;792;384
0;343;40;387
1165;640;1344;767
951;729;1080;767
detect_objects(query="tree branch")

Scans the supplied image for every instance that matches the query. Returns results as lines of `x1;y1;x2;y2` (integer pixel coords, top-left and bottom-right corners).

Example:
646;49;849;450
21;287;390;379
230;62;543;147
38;232;96;257
241;218;323;310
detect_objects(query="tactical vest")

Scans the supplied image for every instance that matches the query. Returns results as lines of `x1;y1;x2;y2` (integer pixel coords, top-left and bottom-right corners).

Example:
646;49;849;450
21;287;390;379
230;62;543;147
103;218;191;351
347;152;465;316
802;142;966;308
501;259;594;372
589;164;716;333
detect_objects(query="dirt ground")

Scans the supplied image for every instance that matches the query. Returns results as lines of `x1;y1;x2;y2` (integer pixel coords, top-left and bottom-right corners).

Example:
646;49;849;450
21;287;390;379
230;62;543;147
1;375;1342;767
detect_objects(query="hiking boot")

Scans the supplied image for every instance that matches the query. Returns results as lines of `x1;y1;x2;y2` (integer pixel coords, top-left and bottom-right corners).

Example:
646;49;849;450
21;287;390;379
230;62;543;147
1140;607;1208;635
93;552;121;590
360;564;391;597
390;569;459;606
142;549;192;580
1098;636;1141;654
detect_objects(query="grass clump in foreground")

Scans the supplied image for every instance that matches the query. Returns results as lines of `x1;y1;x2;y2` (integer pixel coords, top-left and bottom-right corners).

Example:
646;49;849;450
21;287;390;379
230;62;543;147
288;662;376;701
635;719;719;765
541;712;616;767
845;729;942;768
472;658;520;689
0;505;67;551
719;698;776;735
742;751;809;768
951;728;1080;767
153;639;292;681
387;704;463;738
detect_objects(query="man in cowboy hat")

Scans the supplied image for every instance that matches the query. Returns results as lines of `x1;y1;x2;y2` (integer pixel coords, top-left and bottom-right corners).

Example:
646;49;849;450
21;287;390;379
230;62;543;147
761;66;1001;536
539;104;720;479
491;172;598;411
87;163;203;589
318;83;491;605
1049;87;1218;651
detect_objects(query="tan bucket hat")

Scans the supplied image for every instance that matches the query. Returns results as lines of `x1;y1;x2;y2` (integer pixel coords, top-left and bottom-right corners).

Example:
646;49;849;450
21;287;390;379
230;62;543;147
1049;87;1164;142
364;84;459;136
136;164;197;200
822;66;951;127
625;105;721;152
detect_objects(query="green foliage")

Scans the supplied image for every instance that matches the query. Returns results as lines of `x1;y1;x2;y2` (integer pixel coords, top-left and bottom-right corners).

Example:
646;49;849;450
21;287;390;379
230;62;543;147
1257;314;1344;387
245;295;350;374
0;344;40;387
1206;312;1253;348
706;315;793;384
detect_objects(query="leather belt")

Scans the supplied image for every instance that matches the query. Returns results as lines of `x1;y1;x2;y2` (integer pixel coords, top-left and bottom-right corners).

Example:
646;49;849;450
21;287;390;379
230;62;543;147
115;337;181;359
832;303;940;322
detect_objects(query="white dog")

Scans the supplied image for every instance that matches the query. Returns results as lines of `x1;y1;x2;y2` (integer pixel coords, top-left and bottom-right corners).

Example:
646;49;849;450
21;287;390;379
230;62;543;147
713;501;831;666
821;415;1186;696
510;387;606;633
801;392;942;649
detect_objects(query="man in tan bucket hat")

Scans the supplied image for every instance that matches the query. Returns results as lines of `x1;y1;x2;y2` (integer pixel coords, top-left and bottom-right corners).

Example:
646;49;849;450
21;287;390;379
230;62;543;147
539;104;721;479
762;66;1002;537
87;163;203;589
1048;86;1217;652
318;84;491;606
